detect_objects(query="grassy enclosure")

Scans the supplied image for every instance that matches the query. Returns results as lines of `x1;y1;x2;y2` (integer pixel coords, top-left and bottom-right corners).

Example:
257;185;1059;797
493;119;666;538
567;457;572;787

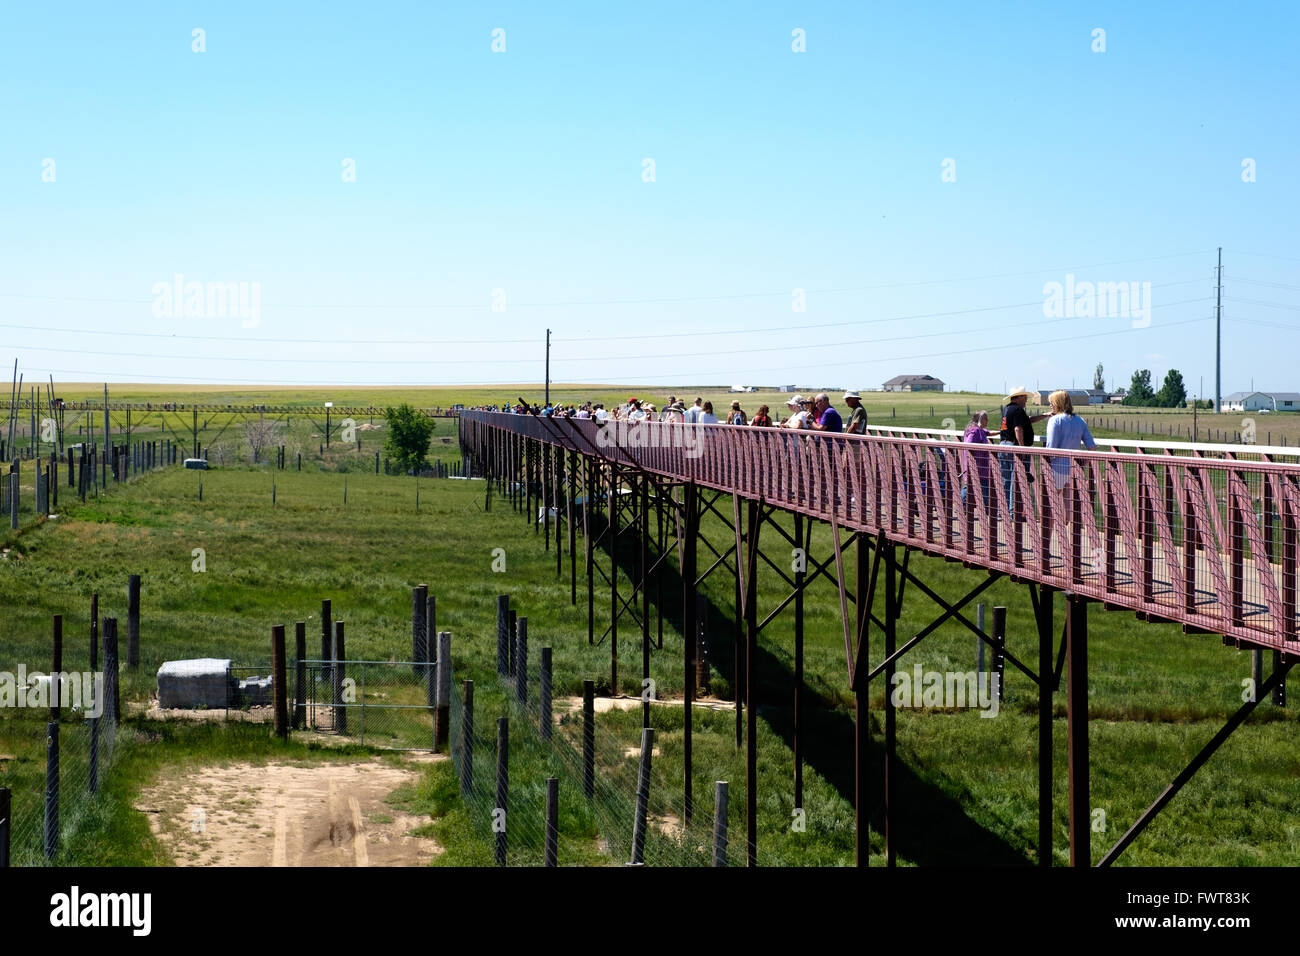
1;384;1298;866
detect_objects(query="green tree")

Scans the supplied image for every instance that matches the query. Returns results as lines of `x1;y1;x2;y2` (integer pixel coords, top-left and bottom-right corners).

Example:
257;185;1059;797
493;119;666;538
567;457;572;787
1123;369;1155;406
383;404;436;473
1093;363;1105;391
1156;369;1187;409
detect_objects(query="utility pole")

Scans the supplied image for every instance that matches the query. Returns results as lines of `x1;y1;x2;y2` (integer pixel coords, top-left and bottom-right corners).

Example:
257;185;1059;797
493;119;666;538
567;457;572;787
1215;247;1222;413
545;328;551;407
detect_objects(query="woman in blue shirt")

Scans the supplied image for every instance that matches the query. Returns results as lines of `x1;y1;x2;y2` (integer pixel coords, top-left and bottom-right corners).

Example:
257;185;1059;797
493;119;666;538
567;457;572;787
1045;390;1097;489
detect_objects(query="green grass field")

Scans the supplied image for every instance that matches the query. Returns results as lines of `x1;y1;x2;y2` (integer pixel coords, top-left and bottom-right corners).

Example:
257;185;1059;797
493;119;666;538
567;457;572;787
2;387;1299;866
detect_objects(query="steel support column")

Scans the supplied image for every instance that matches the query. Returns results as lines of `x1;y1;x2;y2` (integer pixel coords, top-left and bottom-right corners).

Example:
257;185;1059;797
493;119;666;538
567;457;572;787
1066;594;1089;867
883;537;897;868
681;481;698;825
1034;584;1054;866
793;512;805;810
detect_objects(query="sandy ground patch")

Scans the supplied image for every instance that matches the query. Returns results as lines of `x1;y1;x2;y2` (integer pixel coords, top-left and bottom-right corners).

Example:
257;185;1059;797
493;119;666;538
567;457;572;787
137;757;444;867
557;694;735;715
132;701;274;722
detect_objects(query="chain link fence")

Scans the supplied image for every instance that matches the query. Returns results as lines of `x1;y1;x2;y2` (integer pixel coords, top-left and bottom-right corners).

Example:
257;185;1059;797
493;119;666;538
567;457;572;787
300;660;437;751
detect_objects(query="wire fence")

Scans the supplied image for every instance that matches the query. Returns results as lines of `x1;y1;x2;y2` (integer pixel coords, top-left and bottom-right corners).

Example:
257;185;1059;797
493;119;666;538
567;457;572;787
2;703;130;867
299;660;438;751
447;643;741;867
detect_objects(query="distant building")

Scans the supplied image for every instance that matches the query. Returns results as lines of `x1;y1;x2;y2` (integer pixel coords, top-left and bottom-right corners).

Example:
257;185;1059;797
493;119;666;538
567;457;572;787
1222;391;1300;412
1036;388;1092;406
883;374;944;392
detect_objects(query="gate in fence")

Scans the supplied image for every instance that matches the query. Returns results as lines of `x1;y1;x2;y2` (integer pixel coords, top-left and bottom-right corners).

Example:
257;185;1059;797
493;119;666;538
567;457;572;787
298;660;436;751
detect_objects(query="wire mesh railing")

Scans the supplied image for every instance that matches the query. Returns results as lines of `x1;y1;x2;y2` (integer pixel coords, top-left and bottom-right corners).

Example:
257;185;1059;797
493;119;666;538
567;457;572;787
463;412;1300;651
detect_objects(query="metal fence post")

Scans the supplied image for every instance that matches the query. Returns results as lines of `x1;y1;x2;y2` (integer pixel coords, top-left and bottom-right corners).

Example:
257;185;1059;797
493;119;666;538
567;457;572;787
0;787;9;867
461;680;474;796
515;617;528;704
992;606;1007;703
582;680;595;800
412;584;427;675
545;777;558;867
713;781;729;867
127;574;141;669
44;722;59;859
540;646;552;741
103;618;120;725
333;621;347;734
272;624;288;739
496;595;509;676
631;727;655;865
495;716;509;866
508;609;517;677
89;714;99;795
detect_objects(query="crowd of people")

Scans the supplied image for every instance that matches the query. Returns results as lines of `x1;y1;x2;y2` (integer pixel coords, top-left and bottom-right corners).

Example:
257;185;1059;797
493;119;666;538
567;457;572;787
505;391;869;434
503;385;1098;510
963;386;1097;511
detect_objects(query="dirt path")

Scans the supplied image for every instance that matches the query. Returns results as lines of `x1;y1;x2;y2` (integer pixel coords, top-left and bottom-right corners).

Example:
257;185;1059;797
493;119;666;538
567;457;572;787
137;756;444;867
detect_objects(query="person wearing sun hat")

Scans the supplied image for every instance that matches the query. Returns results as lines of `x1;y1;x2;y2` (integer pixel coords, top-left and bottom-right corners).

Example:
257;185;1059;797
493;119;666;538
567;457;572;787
782;394;811;429
843;390;866;434
998;386;1049;514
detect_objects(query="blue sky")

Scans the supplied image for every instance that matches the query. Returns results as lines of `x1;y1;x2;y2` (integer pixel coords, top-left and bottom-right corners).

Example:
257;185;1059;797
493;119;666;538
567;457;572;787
1;1;1296;397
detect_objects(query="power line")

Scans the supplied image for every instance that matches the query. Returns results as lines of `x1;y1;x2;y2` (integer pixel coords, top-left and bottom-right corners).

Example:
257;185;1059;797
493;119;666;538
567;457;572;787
1;296;1215;366
17;311;1213;387
0;280;1212;350
0;248;1216;319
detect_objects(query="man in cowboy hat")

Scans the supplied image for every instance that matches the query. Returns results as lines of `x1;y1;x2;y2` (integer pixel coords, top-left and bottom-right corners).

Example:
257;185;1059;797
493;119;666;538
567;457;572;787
843;390;866;434
998;386;1050;513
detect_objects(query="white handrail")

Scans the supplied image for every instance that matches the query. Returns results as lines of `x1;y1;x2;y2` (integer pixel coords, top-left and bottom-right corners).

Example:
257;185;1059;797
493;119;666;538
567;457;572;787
861;423;1299;458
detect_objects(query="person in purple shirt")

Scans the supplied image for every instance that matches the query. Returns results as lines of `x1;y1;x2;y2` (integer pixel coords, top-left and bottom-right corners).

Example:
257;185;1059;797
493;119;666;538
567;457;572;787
809;393;842;432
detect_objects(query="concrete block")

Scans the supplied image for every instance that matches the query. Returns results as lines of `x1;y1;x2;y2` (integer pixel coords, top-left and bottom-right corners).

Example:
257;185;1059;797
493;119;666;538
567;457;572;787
157;658;231;709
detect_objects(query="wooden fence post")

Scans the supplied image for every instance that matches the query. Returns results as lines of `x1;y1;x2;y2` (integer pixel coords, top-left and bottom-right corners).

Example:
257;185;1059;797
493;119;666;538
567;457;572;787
272;625;288;739
435;632;451;751
583;679;595;799
320;599;332;687
294;621;307;729
127;574;141;669
332;621;347;734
